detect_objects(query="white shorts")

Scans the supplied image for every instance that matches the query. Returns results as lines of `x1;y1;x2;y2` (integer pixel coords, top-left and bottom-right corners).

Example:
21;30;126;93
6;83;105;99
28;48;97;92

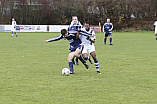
82;44;95;54
11;26;16;32
155;29;157;34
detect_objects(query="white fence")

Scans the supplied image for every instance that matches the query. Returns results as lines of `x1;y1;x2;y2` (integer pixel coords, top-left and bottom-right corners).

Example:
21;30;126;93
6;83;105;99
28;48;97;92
1;25;101;32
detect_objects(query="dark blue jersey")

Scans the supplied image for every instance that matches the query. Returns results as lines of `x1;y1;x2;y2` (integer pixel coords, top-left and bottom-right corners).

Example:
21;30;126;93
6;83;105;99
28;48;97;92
68;25;82;35
104;23;113;33
47;25;82;51
67;25;82;50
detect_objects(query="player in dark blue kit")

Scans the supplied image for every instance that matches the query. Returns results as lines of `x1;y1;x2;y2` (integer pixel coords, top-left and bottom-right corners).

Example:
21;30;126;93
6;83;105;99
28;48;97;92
70;16;82;65
104;19;113;45
45;26;88;74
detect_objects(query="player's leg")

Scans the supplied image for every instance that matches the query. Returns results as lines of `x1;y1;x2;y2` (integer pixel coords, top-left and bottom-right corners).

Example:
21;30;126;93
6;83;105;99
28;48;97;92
109;33;113;45
90;51;101;74
104;33;108;45
67;52;75;74
72;57;79;65
82;53;93;64
11;26;14;37
82;53;88;60
82;46;93;64
88;55;93;64
89;45;101;74
155;29;157;40
11;31;13;37
72;58;75;65
14;32;18;37
74;48;89;69
75;57;79;65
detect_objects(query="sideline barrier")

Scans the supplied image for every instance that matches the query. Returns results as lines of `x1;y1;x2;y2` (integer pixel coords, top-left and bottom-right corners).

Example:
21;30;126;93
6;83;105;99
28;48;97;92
4;25;47;32
0;25;4;32
49;25;69;32
1;25;101;32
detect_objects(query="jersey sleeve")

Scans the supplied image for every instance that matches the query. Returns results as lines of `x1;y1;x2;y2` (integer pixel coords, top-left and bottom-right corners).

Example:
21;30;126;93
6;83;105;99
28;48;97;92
78;21;83;28
103;24;106;31
154;21;157;26
110;23;113;31
47;35;64;42
91;31;96;40
79;28;92;37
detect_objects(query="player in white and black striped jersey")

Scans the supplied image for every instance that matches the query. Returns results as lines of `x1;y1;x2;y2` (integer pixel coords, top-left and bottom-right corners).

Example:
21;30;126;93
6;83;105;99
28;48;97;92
11;18;18;37
77;21;101;74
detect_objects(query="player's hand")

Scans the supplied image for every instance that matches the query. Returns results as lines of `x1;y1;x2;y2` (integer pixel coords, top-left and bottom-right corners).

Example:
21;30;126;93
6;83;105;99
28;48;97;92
86;36;90;40
44;40;48;43
78;27;81;32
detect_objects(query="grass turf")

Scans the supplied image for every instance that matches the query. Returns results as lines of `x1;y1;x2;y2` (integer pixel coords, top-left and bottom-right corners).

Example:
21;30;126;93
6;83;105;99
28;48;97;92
0;32;157;104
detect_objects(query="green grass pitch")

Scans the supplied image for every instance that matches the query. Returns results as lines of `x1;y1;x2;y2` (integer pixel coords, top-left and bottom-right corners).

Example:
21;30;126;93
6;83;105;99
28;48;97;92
0;32;157;104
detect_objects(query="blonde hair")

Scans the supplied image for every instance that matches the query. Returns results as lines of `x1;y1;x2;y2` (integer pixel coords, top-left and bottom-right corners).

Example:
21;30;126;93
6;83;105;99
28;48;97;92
72;16;78;20
107;19;110;22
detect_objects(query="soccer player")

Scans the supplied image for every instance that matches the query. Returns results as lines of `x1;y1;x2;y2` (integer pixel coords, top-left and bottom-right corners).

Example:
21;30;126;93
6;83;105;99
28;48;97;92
70;16;82;65
45;27;89;74
70;16;82;27
77;21;101;74
104;18;113;45
154;21;157;40
11;18;18;37
70;16;93;65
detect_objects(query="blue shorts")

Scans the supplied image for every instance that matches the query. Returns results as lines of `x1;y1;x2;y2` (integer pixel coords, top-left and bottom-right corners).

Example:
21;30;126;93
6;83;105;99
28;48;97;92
69;44;84;53
105;32;112;37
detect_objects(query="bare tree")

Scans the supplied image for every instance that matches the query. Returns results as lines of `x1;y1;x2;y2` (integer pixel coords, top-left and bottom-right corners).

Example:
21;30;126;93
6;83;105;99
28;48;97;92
0;0;156;30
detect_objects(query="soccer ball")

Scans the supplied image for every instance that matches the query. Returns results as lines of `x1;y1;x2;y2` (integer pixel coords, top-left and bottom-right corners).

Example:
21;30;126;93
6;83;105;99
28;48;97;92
62;68;70;76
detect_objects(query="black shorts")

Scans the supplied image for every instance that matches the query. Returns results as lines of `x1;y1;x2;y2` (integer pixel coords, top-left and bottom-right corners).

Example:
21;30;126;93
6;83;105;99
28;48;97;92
105;32;112;37
70;44;84;53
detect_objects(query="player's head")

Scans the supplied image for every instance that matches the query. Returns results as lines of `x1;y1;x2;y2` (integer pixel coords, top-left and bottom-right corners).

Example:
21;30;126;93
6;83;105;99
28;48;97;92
72;16;78;25
12;18;15;21
61;29;68;37
85;21;90;31
107;18;110;23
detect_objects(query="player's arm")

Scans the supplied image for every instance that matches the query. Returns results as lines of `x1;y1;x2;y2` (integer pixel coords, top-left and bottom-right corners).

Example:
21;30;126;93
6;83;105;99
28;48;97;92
14;21;17;28
15;21;17;26
79;29;91;37
90;31;96;43
86;36;95;43
90;38;95;43
111;23;113;31
84;31;95;43
76;32;80;39
45;35;64;43
78;21;83;28
76;26;82;39
104;24;106;31
109;23;113;31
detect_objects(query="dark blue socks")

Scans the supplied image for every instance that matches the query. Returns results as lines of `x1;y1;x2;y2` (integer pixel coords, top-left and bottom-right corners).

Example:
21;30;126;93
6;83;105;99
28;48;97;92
110;38;112;44
78;55;86;64
69;62;73;72
104;38;107;44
